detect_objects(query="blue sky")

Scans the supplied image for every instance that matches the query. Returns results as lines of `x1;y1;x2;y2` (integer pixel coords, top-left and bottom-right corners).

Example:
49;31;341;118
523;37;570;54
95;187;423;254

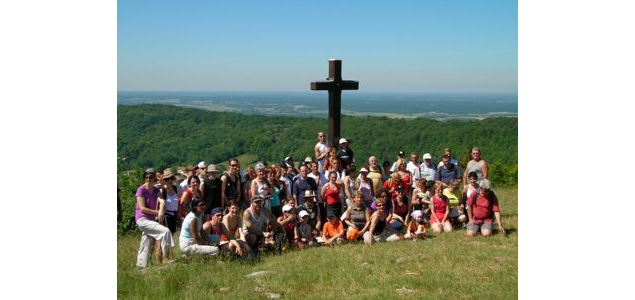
118;0;517;93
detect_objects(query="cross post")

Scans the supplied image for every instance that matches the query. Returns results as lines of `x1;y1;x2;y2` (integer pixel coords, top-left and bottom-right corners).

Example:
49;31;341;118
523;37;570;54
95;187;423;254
310;59;359;148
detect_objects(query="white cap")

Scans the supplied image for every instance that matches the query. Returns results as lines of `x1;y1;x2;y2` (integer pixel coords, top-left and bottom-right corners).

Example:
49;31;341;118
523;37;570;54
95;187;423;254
339;138;348;144
304;156;313;163
359;167;369;173
422;153;432;160
411;210;423;219
197;161;207;168
282;204;293;212
298;210;310;218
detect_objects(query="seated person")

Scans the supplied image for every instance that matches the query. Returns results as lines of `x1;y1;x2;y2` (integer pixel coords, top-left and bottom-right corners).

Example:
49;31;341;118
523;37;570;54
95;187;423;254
242;196;279;252
277;204;298;248
179;198;219;256
203;207;247;257
404;210;427;240
364;197;403;244
297;190;322;237
318;213;345;246
443;179;466;226
295;210;315;248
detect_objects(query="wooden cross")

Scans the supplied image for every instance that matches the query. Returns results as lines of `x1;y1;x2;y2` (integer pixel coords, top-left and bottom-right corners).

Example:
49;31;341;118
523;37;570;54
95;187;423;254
310;59;359;148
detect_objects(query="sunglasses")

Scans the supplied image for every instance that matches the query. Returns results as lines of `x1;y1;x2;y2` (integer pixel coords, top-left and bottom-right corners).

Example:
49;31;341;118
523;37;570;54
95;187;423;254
230;164;239;167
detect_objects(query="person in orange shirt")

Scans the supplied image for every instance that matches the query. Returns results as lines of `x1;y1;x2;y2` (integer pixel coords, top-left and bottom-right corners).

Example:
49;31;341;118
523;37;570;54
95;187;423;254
319;213;345;246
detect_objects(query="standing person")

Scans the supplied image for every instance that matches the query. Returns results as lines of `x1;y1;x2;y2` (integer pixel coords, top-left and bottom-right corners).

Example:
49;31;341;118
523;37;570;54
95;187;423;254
342;167;357;209
179;175;202;223
307;161;327;206
336;138;354;170
179;198;219;256
390;151;406;172
278;163;293;201
221;158;242;209
463;147;489;186
382;160;392;180
242;166;256;208
466;179;505;237
292;165;317;206
267;167;283;217
355;167;375;208
321;171;343;219
462;171;480;207
205;164;223;211
314;131;330;174
158;168;179;234
430;182;452;233
437;148;460;168
367;156;384;197
396;159;413;196
384;170;402;200
180;165;197;191
364;197;403;244
420;153;437;182
434;155;462;186
406;152;421;187
250;162;273;211
134;169;174;268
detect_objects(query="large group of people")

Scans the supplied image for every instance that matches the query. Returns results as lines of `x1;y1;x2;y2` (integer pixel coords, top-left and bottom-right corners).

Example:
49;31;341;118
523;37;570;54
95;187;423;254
130;131;505;268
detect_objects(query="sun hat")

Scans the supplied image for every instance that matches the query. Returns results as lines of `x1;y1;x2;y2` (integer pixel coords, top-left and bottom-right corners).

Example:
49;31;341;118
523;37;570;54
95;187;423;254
282;204;293;213
197;161;207;169
162;168;175;179
207;164;219;173
339;138;348;144
423;153;432;160
298;210;310;219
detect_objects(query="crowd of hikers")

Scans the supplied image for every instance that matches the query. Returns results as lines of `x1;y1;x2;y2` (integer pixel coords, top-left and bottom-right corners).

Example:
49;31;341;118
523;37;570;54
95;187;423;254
127;132;506;268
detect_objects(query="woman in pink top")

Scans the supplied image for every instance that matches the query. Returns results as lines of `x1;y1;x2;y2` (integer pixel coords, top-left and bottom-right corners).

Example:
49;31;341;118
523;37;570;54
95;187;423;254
430;181;452;233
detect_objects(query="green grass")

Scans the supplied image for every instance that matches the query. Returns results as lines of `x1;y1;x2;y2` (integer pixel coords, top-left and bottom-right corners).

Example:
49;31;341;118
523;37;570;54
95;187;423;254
118;187;517;299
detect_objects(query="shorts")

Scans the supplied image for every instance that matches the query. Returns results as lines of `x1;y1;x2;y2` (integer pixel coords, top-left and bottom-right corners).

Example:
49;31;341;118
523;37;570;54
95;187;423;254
467;222;492;232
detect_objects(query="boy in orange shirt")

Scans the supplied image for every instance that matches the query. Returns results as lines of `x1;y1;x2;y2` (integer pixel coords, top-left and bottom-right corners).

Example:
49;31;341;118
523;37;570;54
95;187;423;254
319;213;345;246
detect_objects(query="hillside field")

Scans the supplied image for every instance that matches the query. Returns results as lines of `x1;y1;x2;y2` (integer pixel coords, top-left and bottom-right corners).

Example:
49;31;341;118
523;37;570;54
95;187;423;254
117;187;517;299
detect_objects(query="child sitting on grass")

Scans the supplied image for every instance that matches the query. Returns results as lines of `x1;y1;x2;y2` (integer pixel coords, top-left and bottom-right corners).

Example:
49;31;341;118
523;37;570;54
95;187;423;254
318;213;345;246
295;210;315;248
404;210;427;240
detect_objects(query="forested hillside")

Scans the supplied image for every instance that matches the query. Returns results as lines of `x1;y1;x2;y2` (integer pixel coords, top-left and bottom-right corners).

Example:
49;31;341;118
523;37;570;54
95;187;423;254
118;104;517;180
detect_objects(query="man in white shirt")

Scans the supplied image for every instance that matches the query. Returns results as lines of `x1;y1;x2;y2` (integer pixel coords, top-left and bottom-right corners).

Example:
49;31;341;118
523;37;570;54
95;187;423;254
406;152;421;187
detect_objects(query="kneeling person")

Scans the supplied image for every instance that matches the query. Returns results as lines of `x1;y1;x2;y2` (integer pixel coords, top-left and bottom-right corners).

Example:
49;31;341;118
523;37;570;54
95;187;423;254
203;207;247;257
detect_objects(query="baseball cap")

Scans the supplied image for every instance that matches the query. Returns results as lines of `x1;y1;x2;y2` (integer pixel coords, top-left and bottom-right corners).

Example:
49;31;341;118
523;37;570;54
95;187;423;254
359;167;369;173
197;161;207;169
411;210;423;220
282;204;293;212
252;197;264;205
423;153;432;160
211;207;223;215
339;138;348;144
298;210;309;218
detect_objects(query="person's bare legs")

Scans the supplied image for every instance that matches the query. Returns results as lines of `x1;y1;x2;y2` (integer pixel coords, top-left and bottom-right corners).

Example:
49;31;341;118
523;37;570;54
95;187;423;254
443;221;452;232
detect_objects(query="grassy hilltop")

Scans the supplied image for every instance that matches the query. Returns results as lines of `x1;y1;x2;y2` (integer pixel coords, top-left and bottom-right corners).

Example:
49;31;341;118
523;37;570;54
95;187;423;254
118;186;517;299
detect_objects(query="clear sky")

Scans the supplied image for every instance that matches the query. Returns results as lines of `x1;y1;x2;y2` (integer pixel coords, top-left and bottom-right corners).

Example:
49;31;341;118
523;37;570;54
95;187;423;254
118;0;517;93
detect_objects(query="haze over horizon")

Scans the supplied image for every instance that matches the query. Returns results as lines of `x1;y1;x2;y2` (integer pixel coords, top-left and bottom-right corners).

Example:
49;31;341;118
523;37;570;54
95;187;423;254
118;1;517;93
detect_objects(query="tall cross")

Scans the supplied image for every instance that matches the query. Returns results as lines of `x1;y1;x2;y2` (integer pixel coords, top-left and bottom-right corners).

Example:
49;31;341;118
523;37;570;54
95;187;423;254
310;59;359;148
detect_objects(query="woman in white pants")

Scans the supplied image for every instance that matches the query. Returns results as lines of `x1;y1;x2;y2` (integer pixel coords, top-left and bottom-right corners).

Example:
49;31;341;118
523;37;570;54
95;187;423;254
179;197;219;256
135;169;174;268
